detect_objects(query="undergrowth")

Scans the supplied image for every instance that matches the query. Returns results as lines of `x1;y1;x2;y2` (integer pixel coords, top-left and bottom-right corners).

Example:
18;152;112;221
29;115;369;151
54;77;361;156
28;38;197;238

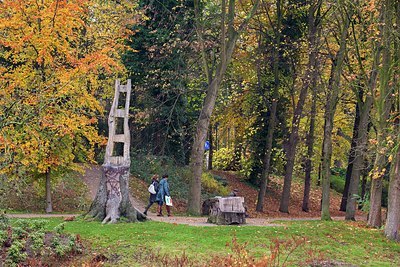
128;235;323;267
0;215;83;266
130;154;230;201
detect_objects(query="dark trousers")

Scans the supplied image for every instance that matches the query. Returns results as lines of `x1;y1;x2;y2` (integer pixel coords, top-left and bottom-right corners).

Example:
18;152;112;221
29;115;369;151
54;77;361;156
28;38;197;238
158;203;171;216
144;196;157;214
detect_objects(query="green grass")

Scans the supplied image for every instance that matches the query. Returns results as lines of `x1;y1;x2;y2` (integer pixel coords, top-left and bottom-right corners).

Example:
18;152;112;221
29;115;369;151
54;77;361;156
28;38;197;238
9;218;400;266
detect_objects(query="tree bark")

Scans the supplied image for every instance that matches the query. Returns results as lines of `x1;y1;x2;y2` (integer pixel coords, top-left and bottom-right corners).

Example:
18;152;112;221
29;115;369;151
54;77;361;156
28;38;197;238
45;168;52;213
280;0;322;213
368;0;393;228
385;0;400;240
384;147;400;241
189;78;223;214
340;96;360;211
302;77;317;212
345;94;372;220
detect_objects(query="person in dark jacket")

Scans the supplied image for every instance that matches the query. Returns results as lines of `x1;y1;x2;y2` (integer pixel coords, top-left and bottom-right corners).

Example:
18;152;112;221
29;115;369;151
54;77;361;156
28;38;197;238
143;174;159;215
156;174;172;216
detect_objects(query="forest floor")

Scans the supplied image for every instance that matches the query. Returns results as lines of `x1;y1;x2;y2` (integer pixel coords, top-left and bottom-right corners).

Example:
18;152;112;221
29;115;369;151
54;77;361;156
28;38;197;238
9;165;366;226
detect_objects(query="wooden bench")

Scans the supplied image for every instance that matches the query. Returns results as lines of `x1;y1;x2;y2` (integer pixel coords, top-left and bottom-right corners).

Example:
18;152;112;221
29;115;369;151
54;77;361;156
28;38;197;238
207;197;246;225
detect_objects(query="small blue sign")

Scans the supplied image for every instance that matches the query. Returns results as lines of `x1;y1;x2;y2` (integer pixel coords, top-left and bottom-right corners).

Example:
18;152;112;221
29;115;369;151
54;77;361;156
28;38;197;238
204;140;210;151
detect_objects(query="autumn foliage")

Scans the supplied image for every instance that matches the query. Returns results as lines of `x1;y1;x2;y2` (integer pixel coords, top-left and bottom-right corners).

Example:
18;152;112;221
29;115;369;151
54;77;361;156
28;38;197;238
0;0;135;179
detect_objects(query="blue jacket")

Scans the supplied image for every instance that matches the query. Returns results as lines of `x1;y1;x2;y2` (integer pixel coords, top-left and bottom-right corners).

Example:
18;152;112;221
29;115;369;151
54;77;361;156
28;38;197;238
156;178;170;204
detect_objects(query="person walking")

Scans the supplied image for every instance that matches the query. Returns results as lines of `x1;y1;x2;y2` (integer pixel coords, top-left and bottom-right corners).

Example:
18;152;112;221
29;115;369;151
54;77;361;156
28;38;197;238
156;174;172;217
143;174;159;215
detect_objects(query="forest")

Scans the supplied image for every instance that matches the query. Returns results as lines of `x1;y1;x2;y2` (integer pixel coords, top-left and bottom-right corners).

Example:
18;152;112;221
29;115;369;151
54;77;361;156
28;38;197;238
1;0;400;264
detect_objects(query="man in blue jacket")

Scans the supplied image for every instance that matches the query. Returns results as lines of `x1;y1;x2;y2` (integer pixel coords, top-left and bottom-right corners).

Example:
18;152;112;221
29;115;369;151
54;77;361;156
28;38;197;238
156;174;172;216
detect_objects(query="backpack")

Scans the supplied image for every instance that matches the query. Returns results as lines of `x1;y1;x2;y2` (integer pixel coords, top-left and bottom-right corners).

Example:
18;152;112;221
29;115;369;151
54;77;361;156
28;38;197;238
148;183;156;194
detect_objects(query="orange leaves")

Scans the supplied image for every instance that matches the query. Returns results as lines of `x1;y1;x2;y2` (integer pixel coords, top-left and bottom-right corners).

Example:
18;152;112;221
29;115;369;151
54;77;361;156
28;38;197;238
0;0;138;177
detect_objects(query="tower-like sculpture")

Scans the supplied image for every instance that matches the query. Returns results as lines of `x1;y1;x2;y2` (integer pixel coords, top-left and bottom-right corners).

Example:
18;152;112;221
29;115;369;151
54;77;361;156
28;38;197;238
87;80;144;223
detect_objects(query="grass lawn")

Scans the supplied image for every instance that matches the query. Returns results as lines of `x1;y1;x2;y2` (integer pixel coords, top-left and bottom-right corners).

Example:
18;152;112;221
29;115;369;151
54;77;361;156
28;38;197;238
9;217;400;266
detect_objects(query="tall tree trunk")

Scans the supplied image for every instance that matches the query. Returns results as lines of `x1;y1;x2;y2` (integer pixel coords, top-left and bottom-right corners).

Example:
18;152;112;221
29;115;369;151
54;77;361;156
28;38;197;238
280;0;322;213
369;0;393;228
385;1;400;240
345;95;372;220
302;79;317;212
321;7;351;220
45;168;52;213
385;146;400;241
345;27;382;218
189;79;223;214
256;0;281;212
340;96;361;211
369;151;385;227
188;0;260;215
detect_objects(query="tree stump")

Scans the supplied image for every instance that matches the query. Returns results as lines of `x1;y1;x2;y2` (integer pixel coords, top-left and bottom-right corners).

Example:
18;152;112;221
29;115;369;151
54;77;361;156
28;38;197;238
207;197;246;225
86;80;145;223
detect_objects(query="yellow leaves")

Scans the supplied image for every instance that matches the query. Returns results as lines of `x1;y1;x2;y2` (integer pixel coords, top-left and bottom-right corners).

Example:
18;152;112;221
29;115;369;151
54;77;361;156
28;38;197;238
1;0;137;177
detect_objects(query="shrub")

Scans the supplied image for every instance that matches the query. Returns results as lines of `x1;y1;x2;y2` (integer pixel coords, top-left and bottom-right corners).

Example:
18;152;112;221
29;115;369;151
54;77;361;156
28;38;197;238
213;147;236;170
330;175;345;194
201;172;230;196
0;218;83;266
6;240;27;264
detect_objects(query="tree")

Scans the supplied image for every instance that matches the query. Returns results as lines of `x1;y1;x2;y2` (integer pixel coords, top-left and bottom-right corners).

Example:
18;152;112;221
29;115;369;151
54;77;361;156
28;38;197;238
256;0;283;212
384;0;400;241
302;0;323;212
368;0;395;228
123;0;195;164
344;0;381;220
0;0;134;212
279;0;323;213
320;0;351;220
187;0;260;215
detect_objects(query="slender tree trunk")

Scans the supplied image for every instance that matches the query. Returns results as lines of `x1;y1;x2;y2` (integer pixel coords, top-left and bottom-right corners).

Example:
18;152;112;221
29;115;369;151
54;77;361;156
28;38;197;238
256;100;278;211
280;0;321;213
340;96;361;211
345;33;381;218
189;79;223;214
256;0;281;212
369;0;393;228
385;146;400;241
45;168;52;213
369;151;385;227
303;80;317;212
321;7;351;220
345;95;372;220
385;1;400;240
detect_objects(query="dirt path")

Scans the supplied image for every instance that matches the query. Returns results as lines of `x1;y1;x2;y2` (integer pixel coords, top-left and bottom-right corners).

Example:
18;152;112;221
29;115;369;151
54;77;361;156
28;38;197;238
63;166;282;226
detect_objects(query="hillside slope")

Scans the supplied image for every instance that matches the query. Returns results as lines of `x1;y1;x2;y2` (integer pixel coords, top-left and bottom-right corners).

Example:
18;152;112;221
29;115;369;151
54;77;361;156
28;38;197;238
82;165;363;219
212;171;352;219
